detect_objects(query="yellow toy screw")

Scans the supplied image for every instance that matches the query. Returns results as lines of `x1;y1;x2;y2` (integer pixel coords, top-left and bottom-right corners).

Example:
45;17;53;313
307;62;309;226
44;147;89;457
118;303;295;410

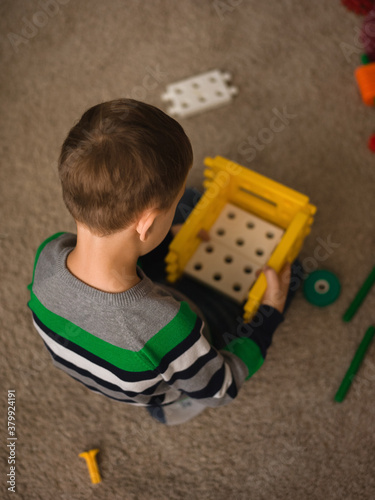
79;448;101;484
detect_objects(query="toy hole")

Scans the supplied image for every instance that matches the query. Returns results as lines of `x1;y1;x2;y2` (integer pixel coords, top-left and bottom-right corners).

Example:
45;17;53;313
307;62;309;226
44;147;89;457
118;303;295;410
181;102;189;108
244;266;252;274
198;97;206;102
224;255;233;264
175;88;183;94
192;82;200;88
194;263;202;271
205;245;214;253
314;279;330;294
255;249;264;256
236;238;244;246
266;232;274;239
227;212;236;219
213;273;222;281
233;283;242;292
246;222;255;229
216;91;223;97
209;77;217;83
216;228;225;236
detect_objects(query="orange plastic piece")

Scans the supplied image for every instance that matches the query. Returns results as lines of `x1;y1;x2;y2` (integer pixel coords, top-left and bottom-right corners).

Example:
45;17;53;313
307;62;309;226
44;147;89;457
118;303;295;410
355;63;375;106
79;449;101;484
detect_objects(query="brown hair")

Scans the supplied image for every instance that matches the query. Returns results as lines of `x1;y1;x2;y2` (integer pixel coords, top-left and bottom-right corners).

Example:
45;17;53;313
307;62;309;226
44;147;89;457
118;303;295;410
58;99;193;236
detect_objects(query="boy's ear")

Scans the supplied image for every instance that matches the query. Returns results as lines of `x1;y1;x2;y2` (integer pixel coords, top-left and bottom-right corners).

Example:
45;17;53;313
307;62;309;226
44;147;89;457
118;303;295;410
136;208;159;242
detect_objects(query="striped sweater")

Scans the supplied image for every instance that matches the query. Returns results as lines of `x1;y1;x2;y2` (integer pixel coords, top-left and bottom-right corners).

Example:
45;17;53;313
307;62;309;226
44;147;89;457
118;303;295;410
27;232;283;408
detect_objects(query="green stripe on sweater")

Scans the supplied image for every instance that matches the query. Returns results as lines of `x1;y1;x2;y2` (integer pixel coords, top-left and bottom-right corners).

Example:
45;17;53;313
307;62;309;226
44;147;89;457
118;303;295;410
28;291;196;372
224;337;264;380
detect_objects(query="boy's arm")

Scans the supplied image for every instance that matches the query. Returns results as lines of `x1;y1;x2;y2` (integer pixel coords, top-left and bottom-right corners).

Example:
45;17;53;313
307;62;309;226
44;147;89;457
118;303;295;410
148;263;290;408
221;304;284;380
222;263;291;380
148;305;283;409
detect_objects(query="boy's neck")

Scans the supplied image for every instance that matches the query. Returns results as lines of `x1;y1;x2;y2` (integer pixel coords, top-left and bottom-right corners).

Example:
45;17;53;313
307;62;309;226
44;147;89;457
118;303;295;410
66;226;141;293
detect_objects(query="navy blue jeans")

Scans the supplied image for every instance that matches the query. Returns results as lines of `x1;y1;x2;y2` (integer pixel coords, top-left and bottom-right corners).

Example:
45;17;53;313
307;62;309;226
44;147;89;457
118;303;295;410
139;189;302;350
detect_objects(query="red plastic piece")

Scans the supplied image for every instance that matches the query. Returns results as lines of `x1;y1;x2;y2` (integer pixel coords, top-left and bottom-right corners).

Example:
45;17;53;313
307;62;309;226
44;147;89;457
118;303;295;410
368;133;375;151
361;8;375;60
341;0;375;15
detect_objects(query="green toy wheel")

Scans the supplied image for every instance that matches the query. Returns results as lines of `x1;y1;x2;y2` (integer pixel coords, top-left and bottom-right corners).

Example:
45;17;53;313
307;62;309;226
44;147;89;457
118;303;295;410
304;270;341;307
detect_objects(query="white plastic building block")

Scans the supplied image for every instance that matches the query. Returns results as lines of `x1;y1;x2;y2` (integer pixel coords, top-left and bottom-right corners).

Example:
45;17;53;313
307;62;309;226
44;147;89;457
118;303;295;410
161;70;238;118
184;203;284;302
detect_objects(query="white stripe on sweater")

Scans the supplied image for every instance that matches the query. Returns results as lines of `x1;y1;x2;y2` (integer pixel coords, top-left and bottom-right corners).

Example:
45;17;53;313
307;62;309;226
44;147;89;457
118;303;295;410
34;318;161;394
213;362;233;399
51;358;182;405
161;323;212;382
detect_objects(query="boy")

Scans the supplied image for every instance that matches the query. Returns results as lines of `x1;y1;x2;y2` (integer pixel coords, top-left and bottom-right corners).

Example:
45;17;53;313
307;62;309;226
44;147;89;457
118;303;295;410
27;99;293;426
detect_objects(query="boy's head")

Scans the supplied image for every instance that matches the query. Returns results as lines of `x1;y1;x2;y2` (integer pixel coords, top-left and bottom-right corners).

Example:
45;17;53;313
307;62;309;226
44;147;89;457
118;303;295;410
58;99;193;237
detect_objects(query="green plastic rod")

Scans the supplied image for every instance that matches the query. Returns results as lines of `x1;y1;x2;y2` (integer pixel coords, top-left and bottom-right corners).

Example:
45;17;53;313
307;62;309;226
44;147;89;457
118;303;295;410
343;267;375;322
334;325;375;403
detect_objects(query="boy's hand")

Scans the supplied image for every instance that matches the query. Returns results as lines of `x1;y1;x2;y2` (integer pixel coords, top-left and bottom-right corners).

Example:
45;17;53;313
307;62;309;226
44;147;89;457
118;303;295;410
197;229;210;241
259;262;291;314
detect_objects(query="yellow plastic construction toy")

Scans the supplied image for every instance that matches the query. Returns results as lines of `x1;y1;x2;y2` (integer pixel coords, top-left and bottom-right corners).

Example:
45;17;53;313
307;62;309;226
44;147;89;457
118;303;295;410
79;449;101;484
165;156;316;322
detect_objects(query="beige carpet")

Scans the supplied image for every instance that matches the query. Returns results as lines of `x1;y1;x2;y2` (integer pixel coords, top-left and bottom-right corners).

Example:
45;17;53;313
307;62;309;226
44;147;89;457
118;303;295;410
1;1;375;499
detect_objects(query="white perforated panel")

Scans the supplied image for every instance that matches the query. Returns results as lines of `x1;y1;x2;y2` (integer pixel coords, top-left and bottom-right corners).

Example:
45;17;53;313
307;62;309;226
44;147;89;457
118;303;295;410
161;70;238;118
184;203;284;302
